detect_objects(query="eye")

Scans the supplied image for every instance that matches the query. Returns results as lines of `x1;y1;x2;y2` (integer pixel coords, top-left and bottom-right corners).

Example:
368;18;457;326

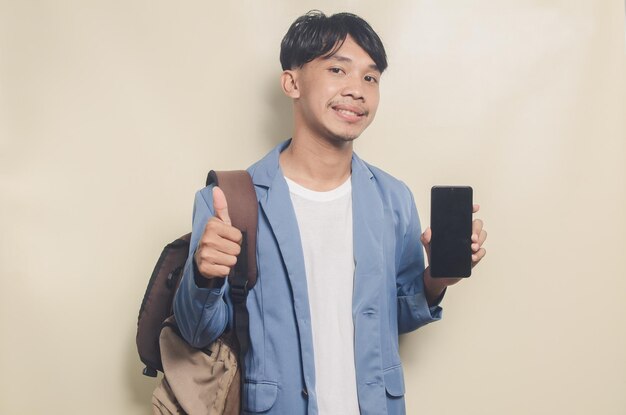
364;75;379;84
328;67;345;74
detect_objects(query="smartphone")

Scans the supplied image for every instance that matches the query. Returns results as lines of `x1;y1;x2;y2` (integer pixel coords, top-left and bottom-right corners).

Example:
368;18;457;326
430;186;473;278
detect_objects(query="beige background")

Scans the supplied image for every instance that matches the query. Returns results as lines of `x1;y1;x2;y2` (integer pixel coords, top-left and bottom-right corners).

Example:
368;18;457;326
1;1;625;414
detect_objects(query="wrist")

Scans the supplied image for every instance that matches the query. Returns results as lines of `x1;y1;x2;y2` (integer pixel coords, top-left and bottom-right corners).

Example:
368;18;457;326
423;267;446;305
193;254;225;289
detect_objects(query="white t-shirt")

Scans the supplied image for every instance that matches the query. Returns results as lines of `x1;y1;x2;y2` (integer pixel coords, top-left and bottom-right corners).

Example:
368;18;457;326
286;176;360;415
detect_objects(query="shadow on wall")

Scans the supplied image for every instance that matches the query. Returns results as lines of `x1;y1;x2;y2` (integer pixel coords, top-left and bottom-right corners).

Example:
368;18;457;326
262;72;294;149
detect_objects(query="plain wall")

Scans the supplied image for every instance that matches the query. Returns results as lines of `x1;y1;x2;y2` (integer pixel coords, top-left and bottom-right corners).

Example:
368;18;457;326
1;1;624;414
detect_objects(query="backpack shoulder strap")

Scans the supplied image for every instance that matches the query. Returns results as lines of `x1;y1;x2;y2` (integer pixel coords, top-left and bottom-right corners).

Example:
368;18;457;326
205;170;258;289
206;170;257;406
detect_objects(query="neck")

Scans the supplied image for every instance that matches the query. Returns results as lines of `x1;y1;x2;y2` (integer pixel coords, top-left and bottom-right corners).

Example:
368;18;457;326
280;135;353;191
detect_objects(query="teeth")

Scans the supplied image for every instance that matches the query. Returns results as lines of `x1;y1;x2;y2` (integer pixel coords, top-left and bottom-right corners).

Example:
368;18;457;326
336;108;360;116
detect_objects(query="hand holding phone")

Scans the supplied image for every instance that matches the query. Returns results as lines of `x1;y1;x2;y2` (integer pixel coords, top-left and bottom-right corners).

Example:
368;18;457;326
429;186;473;278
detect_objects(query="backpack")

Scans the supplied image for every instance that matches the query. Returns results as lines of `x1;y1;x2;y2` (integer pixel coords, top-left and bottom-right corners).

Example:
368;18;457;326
137;170;258;415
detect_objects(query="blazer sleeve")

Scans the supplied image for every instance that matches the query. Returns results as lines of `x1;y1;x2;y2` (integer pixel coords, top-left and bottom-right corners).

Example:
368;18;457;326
395;189;443;334
173;186;231;348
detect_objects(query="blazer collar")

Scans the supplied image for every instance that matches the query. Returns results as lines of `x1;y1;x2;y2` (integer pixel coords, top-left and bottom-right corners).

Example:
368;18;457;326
249;139;375;189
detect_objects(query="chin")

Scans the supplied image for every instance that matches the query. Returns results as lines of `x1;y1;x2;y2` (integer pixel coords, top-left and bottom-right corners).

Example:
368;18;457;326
317;124;366;146
338;133;359;141
326;134;359;147
330;128;364;142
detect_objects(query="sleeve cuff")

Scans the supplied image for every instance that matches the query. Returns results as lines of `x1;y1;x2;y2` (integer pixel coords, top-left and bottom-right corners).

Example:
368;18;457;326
427;287;446;319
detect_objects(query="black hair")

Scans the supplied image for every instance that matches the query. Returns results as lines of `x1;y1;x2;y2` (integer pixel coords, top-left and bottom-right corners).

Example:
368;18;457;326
280;10;387;73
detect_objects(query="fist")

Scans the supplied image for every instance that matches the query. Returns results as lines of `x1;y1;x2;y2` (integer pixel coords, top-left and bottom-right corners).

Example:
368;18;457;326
194;186;243;279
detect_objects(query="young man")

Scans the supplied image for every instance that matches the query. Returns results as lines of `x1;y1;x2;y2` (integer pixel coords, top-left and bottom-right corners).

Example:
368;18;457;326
174;11;487;415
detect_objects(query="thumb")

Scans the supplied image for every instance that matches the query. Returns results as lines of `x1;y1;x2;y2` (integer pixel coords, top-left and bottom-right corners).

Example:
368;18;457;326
212;186;231;225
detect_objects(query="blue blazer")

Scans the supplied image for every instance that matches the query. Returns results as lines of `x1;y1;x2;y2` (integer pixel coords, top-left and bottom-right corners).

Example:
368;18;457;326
174;140;442;414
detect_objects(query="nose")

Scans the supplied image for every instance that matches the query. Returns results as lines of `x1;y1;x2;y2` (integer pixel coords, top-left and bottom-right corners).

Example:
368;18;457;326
341;74;365;101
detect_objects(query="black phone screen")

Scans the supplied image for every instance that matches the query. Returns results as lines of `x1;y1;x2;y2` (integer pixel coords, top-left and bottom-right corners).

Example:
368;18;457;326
430;186;473;278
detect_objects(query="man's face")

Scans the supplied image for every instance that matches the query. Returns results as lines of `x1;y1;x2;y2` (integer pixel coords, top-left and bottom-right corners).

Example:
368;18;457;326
290;36;381;145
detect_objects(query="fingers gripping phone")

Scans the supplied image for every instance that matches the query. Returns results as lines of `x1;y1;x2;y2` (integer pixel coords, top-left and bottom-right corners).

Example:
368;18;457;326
430;186;473;278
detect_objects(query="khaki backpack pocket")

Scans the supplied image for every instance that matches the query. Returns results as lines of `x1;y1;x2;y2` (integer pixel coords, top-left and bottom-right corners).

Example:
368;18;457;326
154;318;241;415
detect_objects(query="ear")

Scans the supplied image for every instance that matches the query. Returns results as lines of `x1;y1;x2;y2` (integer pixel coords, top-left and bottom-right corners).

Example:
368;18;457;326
280;70;300;98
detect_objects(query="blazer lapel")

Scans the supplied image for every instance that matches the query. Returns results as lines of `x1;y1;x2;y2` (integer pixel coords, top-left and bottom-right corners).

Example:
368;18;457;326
257;175;311;320
251;140;312;324
351;154;385;309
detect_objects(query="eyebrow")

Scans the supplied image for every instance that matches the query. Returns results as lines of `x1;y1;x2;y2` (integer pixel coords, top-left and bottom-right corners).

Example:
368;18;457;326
324;54;380;73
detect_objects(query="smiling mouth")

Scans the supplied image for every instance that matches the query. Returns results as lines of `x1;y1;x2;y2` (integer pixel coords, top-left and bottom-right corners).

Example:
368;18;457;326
331;105;366;118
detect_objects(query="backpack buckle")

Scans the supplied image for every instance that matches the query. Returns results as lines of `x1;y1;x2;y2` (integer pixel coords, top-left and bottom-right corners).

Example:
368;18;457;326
229;280;249;304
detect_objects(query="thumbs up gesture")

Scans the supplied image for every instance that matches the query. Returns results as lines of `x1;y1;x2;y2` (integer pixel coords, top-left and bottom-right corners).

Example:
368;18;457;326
194;186;243;280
